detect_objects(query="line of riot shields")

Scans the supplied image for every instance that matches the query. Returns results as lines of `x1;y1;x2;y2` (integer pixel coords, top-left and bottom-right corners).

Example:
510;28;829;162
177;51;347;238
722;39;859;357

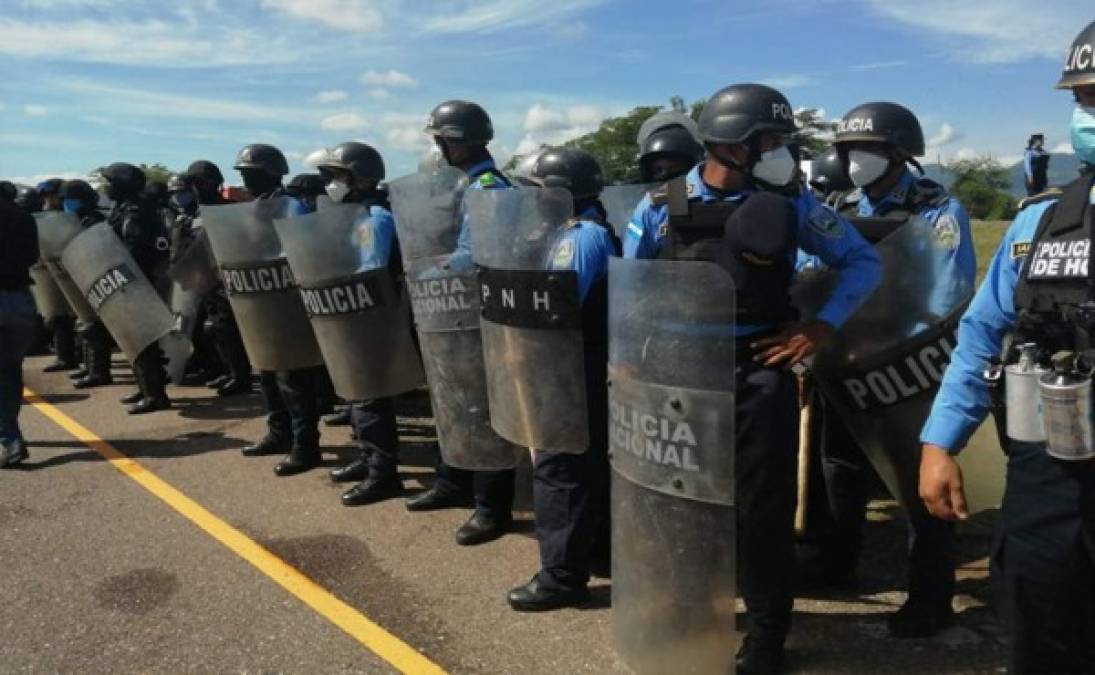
23;168;1004;675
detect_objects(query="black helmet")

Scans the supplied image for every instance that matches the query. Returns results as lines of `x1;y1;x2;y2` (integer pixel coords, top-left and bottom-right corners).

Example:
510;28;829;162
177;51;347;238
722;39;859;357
183;159;225;186
59;179;100;207
1059;20;1095;89
100;162;147;195
286;173;327;198
36;177;64;195
144;181;168;202
0;181;16;203
15;185;43;212
531;147;604;199
425;100;494;144
167;174;188;193
317;142;385;181
637;112;704;167
697;84;796;145
833;102;925;157
809;146;853;194
233;144;290;177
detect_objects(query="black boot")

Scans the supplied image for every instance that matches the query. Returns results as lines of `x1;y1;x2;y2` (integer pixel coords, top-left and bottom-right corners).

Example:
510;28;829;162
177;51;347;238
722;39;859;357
241;436;287;457
341;474;405;506
206;374;231;389
127;397;170;415
455;511;511;546
405;484;473;512
886;599;954;638
274;447;321;477
506;575;590;612
323;408;353;426
74;373;112;388
330;456;370;483
735;635;786;674
43;360;73;373
120;391;144;405
216;377;253;397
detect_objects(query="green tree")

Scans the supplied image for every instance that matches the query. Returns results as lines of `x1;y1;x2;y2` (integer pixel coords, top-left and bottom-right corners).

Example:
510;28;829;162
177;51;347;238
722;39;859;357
793;108;834;158
946;156;1018;220
139;163;174;186
564;105;663;183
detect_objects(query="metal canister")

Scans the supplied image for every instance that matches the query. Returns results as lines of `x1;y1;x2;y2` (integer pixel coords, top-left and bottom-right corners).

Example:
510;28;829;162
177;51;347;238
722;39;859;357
1004;343;1047;442
1039;352;1095;461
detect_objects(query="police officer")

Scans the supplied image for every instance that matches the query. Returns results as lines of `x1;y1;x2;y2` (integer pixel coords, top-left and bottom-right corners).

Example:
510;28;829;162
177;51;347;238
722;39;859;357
919;20;1095;673
404;100;517;547
1023;133;1050;196
0;181;40;468
625;83;882;673
807;145;853;205
15;186;43;214
181;160;253;397
59;180;116;392
100;163;171;414
801;102;975;638
286;173;327;213
233;144;325;476
36;177;78;374
315;142;407;506
636;111;705;183
506;147;618;610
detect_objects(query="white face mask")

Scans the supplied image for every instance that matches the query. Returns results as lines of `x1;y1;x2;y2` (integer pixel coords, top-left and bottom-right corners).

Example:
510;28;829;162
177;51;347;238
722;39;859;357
847;149;890;188
751;146;796;187
325;180;351;203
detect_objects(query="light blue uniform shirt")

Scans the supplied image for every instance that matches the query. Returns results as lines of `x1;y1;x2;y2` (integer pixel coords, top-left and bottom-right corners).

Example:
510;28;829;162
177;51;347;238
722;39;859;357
624;164;882;332
353;203;397;272
546;205;616;305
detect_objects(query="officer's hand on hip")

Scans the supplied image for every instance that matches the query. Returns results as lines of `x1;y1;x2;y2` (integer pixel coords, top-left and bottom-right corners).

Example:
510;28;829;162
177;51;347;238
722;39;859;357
752;320;835;368
919;444;969;521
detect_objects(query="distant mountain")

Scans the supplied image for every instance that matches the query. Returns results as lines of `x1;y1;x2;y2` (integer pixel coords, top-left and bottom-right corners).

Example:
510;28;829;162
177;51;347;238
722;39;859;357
920;153;1082;196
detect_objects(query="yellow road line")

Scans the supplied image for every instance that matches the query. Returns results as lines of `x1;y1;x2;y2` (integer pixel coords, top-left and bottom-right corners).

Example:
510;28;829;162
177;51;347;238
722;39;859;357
22;387;446;675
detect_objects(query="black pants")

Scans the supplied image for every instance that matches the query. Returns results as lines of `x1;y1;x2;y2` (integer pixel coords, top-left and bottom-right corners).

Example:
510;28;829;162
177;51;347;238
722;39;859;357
434;462;515;521
47;314;77;366
995;440;1095;673
205;292;251;383
186;299;223;377
736;360;798;644
352;398;400;479
77;320;112;379
259;367;322;449
132;343;167;401
811;392;956;607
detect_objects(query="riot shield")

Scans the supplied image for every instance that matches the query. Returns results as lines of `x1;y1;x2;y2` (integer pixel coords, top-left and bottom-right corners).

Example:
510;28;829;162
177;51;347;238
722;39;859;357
388;167;523;470
167;227;218;341
29;212;76;321
199;199;323;372
36;212;96;323
600;183;656;242
467;186;588;453
608;256;737;675
272;204;424;401
792;213;976;512
60;223;192;383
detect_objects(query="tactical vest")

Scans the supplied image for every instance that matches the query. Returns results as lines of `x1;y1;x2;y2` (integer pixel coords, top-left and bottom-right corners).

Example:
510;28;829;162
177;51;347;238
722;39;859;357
837;178;949;244
1012;175;1095;351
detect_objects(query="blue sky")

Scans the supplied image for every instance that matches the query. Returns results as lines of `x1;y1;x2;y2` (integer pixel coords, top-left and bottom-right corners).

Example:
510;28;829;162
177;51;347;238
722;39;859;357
1;0;1091;185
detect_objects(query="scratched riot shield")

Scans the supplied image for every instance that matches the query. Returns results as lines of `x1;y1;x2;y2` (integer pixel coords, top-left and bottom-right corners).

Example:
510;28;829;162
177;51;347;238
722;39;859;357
792;212;975;511
609;256;737;674
36;213;97;323
200;199;323;372
388;167;523;469
29;212;76;322
60;223;192;383
467;186;588;452
273;203;424;401
600;183;657;242
167;226;218;340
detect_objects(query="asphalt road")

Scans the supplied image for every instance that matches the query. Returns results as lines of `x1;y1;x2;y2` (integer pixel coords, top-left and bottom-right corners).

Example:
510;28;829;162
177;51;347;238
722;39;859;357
0;354;1007;673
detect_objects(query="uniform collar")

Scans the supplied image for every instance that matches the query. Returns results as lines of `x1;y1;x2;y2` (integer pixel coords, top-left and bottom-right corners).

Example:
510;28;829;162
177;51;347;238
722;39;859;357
859;169;915;216
466;158;497;179
687;163;751;203
576;204;601;221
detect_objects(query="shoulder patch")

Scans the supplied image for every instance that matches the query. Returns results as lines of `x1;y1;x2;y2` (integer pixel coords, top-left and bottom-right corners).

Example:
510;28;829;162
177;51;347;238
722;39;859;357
552;238;575;268
476;172;497;188
1010;241;1032;260
807;205;844;238
1017;187;1063;211
932;213;961;251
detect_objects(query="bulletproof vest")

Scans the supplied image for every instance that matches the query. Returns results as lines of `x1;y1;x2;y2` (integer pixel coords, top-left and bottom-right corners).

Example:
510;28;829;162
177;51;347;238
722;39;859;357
1013;174;1095;350
837;178;948;244
655;195;740;263
108;197;165;274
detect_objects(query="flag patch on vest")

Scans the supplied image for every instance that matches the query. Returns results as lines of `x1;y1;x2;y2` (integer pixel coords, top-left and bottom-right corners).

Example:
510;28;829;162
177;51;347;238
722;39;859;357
1010;241;1032;260
1026;239;1089;279
933;214;960;251
552;238;576;268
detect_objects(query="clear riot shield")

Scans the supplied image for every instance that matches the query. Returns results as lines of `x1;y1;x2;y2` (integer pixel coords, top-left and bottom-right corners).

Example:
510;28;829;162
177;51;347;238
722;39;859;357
273;203;424;401
388;168;523;470
608;256;737;675
167;228;218;341
199;199;323;372
600;183;657;242
36;212;97;323
29;212;75;322
792;213;976;512
467;186;588;453
60;223;192;383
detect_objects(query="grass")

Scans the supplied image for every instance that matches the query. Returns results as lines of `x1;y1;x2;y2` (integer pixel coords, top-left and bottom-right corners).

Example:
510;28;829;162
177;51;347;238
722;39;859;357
972;220;1010;284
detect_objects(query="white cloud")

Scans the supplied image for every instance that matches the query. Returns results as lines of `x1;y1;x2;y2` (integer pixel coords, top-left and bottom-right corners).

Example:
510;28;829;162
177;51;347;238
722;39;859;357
864;1;1088;63
5;172;81;186
259;0;383;33
321;112;369;131
23;104;48;116
1052;142;1074;154
361;69;417;88
926;122;961;148
761;74;813;89
313;89;348;104
520;103;606;146
368;88;393;100
418;0;605;35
